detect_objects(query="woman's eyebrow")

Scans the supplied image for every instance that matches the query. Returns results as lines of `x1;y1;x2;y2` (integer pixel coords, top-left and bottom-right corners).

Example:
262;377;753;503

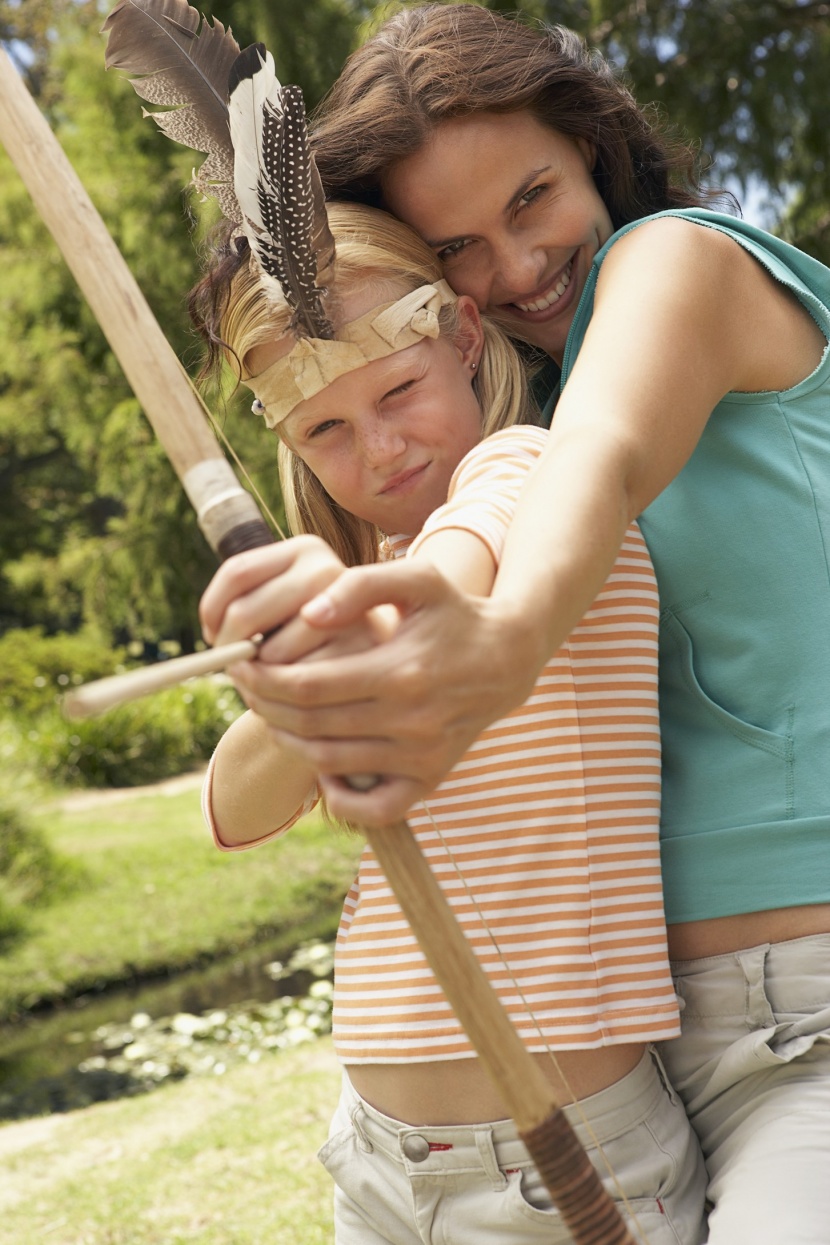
425;166;553;248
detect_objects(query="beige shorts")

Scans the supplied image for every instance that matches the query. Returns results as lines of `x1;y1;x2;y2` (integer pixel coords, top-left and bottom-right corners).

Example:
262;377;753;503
317;1050;707;1244
658;933;830;1245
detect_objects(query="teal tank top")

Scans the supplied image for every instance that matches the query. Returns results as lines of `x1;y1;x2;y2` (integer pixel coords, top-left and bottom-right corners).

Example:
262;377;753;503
554;209;830;923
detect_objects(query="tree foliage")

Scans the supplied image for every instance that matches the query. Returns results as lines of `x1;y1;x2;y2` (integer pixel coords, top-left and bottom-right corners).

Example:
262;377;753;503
1;0;828;649
573;0;830;261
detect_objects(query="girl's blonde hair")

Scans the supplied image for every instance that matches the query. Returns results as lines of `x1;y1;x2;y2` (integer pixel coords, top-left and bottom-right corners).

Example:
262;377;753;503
220;203;538;565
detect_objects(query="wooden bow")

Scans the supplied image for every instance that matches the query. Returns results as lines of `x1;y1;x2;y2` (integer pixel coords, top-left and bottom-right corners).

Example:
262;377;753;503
0;48;638;1245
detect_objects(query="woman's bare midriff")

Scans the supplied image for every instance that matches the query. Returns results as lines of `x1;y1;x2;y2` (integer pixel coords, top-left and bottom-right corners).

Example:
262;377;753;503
668;903;830;961
346;1042;646;1126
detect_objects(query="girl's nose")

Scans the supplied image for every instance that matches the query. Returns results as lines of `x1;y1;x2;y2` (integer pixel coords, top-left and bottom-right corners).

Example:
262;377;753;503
360;419;407;467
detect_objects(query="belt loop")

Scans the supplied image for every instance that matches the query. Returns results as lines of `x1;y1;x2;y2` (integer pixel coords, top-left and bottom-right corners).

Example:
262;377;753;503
736;944;776;1028
475;1128;507;1191
349;1102;374;1154
649;1044;680;1107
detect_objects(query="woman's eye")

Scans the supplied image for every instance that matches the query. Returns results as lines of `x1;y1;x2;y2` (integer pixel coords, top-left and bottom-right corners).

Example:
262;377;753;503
437;238;470;263
519;184;545;209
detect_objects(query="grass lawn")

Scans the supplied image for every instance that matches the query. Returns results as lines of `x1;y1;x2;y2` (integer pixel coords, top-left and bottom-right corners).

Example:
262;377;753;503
0;781;361;1020
0;1036;341;1244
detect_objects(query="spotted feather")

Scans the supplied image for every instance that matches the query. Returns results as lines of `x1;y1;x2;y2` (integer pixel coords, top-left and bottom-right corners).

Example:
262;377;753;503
228;44;335;339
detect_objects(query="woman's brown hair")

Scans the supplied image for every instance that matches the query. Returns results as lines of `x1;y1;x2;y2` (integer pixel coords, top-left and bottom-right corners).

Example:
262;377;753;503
311;3;717;228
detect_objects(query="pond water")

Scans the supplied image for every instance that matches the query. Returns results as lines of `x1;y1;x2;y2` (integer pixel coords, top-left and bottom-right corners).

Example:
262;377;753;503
0;938;333;1121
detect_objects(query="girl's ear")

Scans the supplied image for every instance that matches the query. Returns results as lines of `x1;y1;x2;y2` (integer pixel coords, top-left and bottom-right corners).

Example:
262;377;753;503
453;295;485;375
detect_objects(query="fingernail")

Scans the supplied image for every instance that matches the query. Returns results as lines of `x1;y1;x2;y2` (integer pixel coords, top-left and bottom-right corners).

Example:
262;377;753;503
302;592;335;623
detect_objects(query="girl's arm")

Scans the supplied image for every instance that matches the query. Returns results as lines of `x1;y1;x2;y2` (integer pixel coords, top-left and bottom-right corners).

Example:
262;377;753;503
204;534;402;846
202;535;345;849
207;708;317;849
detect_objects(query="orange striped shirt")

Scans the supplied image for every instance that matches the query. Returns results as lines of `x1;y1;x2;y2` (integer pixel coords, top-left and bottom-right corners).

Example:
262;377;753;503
203;426;680;1062
335;427;679;1061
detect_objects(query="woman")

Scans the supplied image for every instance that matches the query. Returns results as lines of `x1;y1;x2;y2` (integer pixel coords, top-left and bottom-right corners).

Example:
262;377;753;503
201;7;830;1242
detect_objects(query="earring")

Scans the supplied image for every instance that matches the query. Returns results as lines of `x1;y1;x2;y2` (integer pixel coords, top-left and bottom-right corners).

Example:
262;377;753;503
471;361;477;371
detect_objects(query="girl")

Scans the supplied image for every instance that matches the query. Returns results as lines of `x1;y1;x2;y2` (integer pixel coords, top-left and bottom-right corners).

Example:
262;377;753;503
201;7;830;1243
199;202;707;1245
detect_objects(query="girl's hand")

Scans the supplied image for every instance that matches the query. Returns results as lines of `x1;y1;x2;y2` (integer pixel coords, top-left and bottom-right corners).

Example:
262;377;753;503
200;536;348;663
229;560;546;827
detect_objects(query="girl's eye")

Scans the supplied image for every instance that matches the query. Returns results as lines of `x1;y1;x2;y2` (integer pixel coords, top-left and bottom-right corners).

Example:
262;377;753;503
384;379;415;400
308;419;340;438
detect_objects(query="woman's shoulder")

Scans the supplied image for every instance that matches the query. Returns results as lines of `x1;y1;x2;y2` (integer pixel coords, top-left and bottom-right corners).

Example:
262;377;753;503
598;211;751;286
598;209;830;310
578;209;828;400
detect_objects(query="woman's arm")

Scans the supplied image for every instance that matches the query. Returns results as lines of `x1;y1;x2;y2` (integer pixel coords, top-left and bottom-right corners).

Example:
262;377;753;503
202;221;826;825
494;216;825;638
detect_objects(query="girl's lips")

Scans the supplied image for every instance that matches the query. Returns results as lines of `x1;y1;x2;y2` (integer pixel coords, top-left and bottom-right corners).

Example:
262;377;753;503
380;462;429;495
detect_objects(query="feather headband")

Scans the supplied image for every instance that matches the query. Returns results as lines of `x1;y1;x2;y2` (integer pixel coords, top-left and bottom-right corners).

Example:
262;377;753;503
246;280;458;429
103;2;457;423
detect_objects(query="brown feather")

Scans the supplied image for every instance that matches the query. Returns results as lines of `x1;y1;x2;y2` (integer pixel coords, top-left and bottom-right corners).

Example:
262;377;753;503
102;0;241;218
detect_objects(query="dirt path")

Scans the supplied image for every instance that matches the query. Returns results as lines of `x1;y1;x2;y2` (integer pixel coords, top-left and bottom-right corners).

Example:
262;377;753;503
45;766;207;812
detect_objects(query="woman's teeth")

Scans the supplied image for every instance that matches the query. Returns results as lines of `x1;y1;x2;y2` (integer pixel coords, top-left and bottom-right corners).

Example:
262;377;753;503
515;261;572;312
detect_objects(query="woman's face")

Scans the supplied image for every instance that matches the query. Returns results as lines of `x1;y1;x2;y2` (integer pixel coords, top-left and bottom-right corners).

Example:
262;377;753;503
382;112;614;364
252;291;485;537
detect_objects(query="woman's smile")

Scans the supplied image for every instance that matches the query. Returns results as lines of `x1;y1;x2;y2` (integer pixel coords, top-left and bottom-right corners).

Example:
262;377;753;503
505;255;575;317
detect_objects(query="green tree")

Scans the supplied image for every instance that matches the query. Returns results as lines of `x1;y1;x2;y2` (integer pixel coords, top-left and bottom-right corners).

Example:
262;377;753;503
536;0;830;261
205;0;369;110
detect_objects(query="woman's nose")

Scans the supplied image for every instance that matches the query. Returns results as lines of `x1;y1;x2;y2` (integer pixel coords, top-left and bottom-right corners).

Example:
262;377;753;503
493;234;547;297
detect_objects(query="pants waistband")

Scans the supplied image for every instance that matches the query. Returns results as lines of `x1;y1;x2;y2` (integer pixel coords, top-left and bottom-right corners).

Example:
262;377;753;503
343;1048;668;1172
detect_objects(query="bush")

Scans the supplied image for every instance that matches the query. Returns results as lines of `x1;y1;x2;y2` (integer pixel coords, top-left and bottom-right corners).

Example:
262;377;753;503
0;801;80;950
0;628;244;788
0;628;127;718
20;679;243;788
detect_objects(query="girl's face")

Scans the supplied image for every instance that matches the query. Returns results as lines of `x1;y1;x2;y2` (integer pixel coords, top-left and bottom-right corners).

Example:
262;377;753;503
382;112;614;364
259;292;484;536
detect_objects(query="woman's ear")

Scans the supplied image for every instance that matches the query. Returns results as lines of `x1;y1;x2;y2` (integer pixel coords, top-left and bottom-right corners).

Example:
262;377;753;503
575;136;597;171
453;295;485;375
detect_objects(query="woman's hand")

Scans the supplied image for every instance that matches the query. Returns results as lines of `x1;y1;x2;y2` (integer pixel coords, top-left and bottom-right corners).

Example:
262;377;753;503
221;559;547;827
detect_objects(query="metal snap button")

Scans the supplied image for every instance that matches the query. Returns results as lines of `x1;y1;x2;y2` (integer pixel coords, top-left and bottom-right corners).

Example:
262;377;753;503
402;1134;431;1162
